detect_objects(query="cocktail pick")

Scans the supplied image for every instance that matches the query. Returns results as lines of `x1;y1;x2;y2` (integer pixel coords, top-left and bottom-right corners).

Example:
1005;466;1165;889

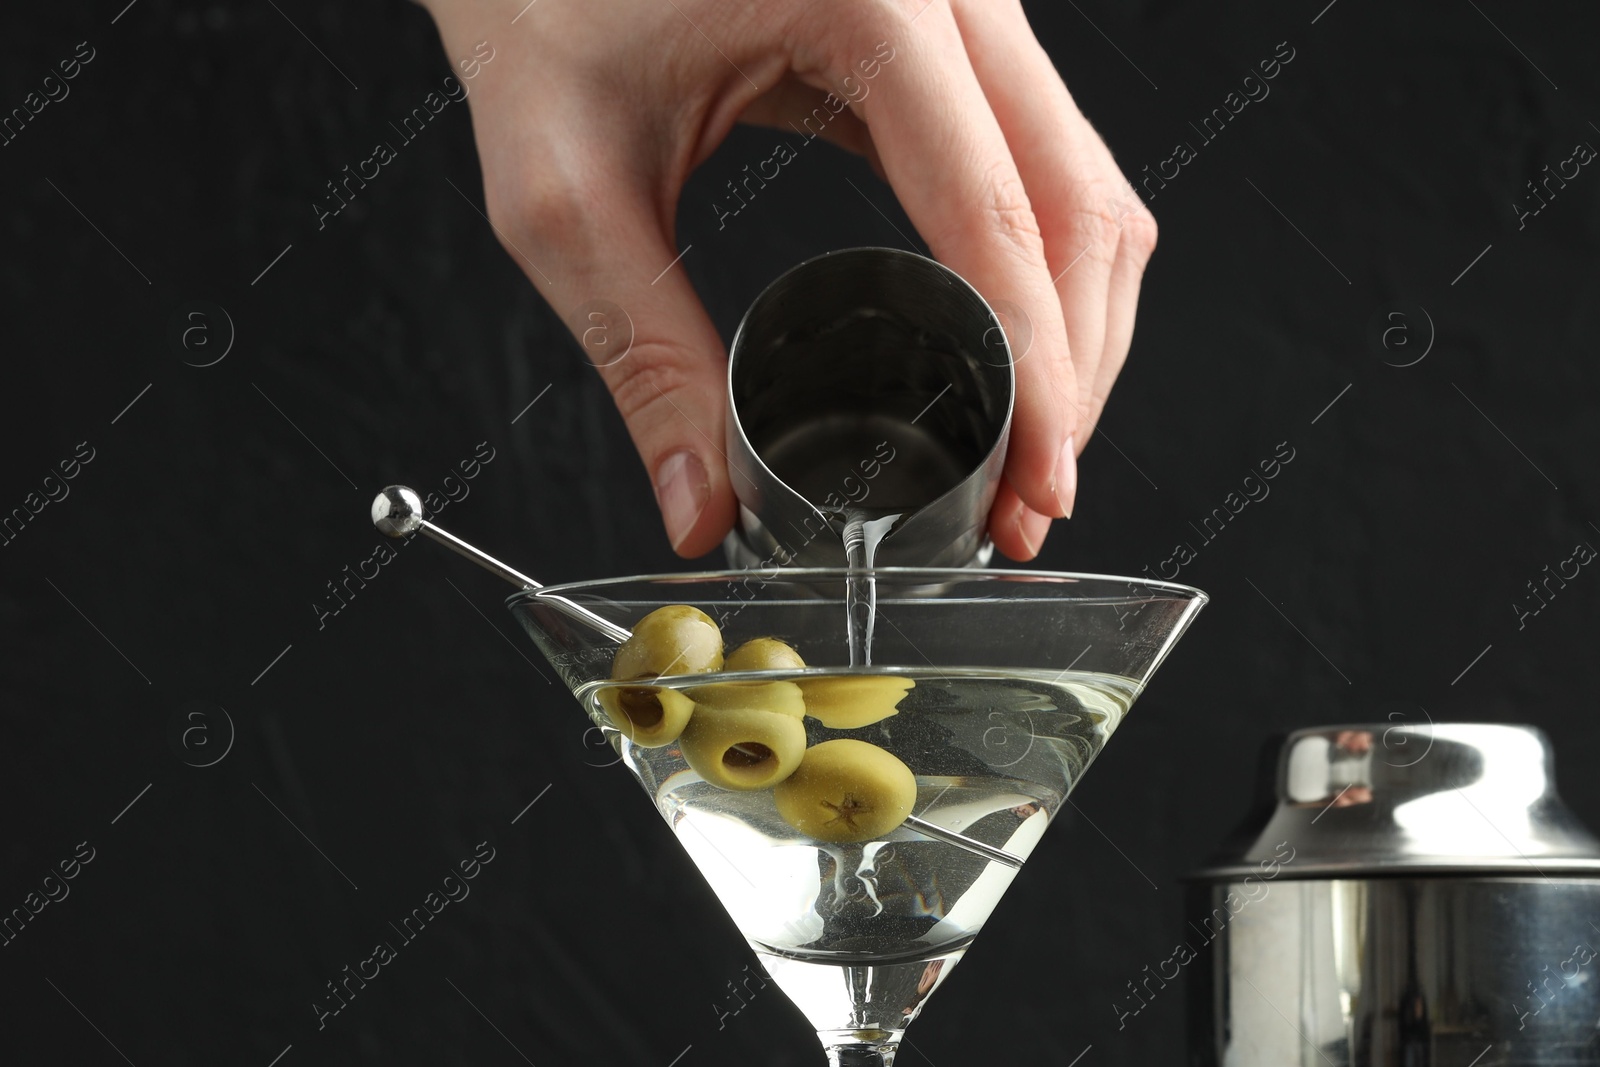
370;485;1023;870
370;485;632;644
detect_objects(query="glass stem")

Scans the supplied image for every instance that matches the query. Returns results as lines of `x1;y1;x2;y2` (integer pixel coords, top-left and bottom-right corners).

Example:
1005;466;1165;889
825;1046;896;1067
820;1033;899;1067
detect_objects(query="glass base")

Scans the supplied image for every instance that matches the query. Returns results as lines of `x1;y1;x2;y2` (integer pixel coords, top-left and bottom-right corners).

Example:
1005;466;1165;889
820;1030;901;1066
759;946;964;1065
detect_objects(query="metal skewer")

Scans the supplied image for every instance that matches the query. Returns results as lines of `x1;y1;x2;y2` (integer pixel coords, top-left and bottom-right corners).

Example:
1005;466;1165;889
903;818;1023;869
370;485;632;644
371;486;1023;868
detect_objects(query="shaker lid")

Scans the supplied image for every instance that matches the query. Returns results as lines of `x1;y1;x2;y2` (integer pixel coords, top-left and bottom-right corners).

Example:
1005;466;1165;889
1191;722;1600;879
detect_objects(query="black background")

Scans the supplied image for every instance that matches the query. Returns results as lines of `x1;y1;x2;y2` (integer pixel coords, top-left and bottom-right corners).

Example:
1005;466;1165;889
3;1;1599;1064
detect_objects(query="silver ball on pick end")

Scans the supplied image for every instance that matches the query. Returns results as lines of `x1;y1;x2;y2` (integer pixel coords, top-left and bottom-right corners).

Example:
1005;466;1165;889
368;484;632;643
371;485;425;538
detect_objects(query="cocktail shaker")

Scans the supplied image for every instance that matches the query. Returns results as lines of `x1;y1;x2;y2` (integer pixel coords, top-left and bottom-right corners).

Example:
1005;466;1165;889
1187;722;1600;1067
723;247;1014;569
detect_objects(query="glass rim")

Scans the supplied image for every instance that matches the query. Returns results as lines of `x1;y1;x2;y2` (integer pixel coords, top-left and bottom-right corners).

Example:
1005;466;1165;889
506;567;1208;608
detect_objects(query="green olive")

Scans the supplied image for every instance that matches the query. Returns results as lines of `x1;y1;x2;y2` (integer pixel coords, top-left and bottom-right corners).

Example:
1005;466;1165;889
688;636;805;719
611;605;723;680
688;679;807;719
724;637;806;673
679;705;807;791
596;684;695;748
773;739;918;843
796;676;914;729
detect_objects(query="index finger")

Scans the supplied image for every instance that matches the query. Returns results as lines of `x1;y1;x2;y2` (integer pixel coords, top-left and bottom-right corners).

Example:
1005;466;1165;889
808;3;1078;521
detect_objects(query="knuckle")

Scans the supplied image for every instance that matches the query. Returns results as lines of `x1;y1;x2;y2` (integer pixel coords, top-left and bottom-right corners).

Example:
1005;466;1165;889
878;0;931;22
950;165;1045;268
1070;198;1123;257
600;337;702;426
1120;206;1159;262
816;0;912;62
844;0;917;31
989;170;1046;248
485;174;589;261
1086;380;1113;421
1056;181;1157;275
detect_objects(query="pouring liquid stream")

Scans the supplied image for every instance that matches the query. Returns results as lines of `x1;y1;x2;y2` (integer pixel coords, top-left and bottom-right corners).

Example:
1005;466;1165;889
840;509;900;667
835;507;1024;871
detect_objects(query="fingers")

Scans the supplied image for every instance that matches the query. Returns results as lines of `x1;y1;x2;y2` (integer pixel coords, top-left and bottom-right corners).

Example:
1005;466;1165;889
951;0;1155;459
816;4;1077;521
595;285;741;559
585;261;741;559
987;479;1054;562
738;74;885;175
579;238;740;559
428;1;795;558
474;120;738;557
1086;210;1158;440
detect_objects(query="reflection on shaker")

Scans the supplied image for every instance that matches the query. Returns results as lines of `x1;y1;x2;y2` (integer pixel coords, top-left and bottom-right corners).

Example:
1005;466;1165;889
1286;729;1376;808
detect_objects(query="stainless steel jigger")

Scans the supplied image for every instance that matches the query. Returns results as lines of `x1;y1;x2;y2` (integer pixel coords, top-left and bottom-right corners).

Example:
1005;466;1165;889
725;247;1015;570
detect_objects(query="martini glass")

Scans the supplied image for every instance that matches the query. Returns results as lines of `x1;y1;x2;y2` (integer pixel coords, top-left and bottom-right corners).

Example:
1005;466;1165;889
509;568;1206;1065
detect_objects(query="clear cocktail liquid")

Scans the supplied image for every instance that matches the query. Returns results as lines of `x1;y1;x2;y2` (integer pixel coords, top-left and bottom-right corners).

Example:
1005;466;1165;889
574;667;1133;1032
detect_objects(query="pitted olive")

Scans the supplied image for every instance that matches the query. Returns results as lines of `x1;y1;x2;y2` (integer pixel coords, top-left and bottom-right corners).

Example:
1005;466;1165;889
610;604;724;680
679;705;807;791
596;684;695;748
688;678;807;719
724;637;806;673
773;739;917;843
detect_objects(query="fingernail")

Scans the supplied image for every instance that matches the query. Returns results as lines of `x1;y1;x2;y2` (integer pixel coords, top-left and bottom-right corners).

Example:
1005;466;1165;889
1053;436;1078;519
654;450;710;551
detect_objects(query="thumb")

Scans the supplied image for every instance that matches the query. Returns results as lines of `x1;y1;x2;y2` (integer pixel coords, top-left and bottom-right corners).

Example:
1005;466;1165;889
473;103;738;557
557;215;738;558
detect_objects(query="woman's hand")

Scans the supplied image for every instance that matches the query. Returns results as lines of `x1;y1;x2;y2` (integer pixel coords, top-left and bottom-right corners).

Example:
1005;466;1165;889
421;0;1156;559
